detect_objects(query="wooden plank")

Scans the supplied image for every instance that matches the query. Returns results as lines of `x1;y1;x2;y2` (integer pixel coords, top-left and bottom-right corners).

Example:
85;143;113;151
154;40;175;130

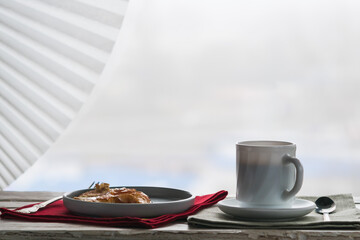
0;201;38;209
2;192;360;240
0;223;360;240
0;191;63;201
0;219;124;230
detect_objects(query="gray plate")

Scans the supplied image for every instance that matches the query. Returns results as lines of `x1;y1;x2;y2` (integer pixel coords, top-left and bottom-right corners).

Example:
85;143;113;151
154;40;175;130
218;198;315;221
63;186;195;217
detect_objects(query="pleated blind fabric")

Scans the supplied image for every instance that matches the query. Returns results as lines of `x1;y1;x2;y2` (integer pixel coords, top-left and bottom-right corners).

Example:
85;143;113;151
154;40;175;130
0;0;128;189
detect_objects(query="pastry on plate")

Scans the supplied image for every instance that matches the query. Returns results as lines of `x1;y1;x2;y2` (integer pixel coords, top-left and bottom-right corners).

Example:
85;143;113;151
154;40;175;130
74;182;151;204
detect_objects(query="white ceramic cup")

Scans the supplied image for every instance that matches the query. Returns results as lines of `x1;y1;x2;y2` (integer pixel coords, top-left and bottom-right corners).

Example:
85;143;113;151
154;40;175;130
236;140;303;207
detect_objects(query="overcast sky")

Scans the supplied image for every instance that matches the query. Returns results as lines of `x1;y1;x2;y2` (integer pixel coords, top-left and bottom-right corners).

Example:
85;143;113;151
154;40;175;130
9;0;360;194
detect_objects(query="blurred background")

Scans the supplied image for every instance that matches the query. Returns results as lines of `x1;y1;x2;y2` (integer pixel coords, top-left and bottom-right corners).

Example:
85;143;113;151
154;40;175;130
6;0;360;196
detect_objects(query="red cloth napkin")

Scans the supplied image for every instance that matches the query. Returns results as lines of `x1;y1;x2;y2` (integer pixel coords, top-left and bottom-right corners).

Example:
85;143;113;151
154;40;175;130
0;190;227;228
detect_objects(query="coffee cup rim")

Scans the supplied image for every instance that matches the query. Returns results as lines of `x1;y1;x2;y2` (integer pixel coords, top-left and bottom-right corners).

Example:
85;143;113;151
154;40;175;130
236;140;295;148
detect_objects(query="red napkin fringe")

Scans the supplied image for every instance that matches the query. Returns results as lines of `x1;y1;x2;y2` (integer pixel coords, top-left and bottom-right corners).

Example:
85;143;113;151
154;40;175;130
0;190;227;228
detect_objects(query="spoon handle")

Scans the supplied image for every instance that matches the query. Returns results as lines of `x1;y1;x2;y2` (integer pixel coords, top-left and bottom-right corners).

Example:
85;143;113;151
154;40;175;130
323;212;330;221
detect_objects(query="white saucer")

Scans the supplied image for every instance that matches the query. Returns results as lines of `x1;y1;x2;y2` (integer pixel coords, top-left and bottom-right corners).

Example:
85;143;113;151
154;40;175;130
218;198;315;221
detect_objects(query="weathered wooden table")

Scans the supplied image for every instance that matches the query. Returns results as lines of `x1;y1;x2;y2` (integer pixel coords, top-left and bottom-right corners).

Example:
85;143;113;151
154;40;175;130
1;191;360;240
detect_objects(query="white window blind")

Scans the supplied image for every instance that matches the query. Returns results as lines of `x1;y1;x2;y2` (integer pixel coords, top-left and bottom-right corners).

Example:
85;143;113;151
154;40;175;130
0;0;128;189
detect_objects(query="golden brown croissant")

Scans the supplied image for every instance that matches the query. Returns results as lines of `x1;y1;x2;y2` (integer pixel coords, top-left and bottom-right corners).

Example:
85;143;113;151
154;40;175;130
74;183;151;204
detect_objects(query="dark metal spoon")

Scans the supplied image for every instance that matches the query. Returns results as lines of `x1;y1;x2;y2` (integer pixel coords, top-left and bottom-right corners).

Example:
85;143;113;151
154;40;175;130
315;196;336;221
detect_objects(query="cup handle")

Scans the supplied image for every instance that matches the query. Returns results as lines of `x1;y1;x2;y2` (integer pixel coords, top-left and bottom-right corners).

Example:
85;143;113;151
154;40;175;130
282;154;304;200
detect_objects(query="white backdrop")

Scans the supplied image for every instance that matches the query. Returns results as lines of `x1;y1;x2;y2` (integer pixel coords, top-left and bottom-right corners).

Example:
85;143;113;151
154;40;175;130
7;0;360;196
